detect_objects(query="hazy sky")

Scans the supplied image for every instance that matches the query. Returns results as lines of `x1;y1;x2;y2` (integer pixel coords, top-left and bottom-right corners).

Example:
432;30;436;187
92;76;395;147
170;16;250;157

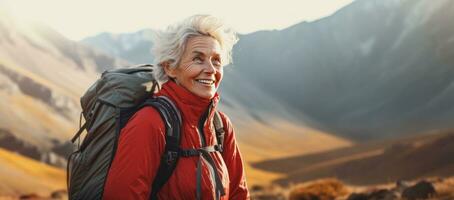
3;0;353;40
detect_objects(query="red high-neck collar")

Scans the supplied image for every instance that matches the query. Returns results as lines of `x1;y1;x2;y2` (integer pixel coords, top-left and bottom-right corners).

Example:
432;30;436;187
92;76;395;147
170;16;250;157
156;80;220;124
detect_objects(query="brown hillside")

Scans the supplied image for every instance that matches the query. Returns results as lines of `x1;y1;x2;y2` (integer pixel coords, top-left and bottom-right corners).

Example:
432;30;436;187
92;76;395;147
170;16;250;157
253;130;454;186
0;147;65;196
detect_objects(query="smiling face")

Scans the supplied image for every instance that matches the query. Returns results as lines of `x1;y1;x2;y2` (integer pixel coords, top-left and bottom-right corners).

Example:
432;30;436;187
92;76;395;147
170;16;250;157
163;36;224;99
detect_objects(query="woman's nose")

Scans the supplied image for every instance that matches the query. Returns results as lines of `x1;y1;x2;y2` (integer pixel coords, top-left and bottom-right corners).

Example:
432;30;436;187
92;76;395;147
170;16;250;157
204;61;216;73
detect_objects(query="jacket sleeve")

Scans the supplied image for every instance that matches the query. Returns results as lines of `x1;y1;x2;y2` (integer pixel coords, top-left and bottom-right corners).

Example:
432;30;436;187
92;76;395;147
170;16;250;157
218;112;250;200
103;107;166;200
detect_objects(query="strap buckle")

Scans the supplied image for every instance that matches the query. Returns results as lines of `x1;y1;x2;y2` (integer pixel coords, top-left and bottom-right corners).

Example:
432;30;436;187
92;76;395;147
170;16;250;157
214;145;223;152
165;151;178;165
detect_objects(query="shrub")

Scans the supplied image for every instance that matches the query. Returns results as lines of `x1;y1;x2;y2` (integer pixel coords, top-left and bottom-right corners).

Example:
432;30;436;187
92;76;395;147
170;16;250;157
289;178;349;200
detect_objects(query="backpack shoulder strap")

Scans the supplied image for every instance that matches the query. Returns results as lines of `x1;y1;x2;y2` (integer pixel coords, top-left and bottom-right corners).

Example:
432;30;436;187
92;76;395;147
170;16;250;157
213;111;225;153
137;96;182;200
142;101;225;200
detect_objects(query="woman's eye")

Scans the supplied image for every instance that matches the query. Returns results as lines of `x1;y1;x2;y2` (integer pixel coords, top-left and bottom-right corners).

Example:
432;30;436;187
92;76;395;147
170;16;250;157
212;59;221;66
193;57;203;63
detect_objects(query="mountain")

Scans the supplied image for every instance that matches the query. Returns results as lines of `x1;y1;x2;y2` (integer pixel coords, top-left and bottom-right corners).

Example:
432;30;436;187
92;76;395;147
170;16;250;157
231;0;454;139
81;29;155;64
82;0;454;140
0;8;127;167
0;8;131;195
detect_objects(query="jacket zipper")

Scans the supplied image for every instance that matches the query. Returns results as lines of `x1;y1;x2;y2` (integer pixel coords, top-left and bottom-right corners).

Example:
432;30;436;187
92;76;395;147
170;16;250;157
197;102;212;147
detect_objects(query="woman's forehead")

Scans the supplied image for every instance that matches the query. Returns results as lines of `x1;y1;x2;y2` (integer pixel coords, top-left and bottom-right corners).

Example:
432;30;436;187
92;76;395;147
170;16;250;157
185;36;222;56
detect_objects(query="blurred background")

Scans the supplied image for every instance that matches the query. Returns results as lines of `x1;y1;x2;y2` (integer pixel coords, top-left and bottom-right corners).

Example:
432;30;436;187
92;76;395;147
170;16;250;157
0;0;453;199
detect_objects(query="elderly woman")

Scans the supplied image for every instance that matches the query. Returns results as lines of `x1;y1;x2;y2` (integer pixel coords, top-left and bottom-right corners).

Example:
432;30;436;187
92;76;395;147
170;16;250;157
103;15;249;200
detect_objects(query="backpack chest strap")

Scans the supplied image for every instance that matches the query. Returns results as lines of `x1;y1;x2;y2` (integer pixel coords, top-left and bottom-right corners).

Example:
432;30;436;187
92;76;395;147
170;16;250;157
179;145;223;157
177;145;225;200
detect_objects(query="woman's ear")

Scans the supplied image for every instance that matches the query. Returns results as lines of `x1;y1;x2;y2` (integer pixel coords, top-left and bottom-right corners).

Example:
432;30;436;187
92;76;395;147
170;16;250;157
162;61;177;79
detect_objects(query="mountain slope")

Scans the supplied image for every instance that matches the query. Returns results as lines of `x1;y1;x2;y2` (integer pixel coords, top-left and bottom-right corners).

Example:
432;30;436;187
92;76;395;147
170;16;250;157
0;9;127;166
253;130;454;185
81;29;155;64
0;147;65;196
230;0;454;139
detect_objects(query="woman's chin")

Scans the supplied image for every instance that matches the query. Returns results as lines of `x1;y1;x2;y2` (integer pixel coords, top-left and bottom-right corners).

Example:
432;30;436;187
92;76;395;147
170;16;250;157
191;84;217;99
199;92;216;99
193;89;216;99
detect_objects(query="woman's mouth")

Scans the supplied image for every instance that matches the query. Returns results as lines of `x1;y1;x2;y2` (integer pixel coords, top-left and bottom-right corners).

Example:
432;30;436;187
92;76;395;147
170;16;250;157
195;79;215;86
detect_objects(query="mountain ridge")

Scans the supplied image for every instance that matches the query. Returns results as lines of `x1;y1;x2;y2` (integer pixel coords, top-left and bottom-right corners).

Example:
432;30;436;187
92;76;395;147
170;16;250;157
81;0;454;140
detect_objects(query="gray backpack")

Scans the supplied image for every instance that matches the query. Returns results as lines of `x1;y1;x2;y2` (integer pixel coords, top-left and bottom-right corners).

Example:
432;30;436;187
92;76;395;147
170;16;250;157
67;64;226;200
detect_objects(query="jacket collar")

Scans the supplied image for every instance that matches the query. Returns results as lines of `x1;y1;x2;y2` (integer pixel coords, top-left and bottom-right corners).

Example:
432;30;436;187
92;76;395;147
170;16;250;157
156;80;219;124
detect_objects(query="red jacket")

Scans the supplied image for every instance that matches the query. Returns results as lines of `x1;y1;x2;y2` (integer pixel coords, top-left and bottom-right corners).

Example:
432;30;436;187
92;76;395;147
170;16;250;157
103;80;250;200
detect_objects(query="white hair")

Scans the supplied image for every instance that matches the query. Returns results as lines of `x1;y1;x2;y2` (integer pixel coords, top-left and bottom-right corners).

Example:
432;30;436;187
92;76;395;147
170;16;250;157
152;14;238;83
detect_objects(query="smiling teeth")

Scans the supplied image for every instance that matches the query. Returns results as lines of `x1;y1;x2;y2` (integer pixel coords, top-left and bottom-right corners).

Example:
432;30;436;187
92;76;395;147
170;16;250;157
196;79;214;85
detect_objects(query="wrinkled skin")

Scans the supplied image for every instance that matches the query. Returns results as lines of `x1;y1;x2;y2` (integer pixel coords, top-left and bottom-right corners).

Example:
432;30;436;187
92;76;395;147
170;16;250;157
164;36;223;99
